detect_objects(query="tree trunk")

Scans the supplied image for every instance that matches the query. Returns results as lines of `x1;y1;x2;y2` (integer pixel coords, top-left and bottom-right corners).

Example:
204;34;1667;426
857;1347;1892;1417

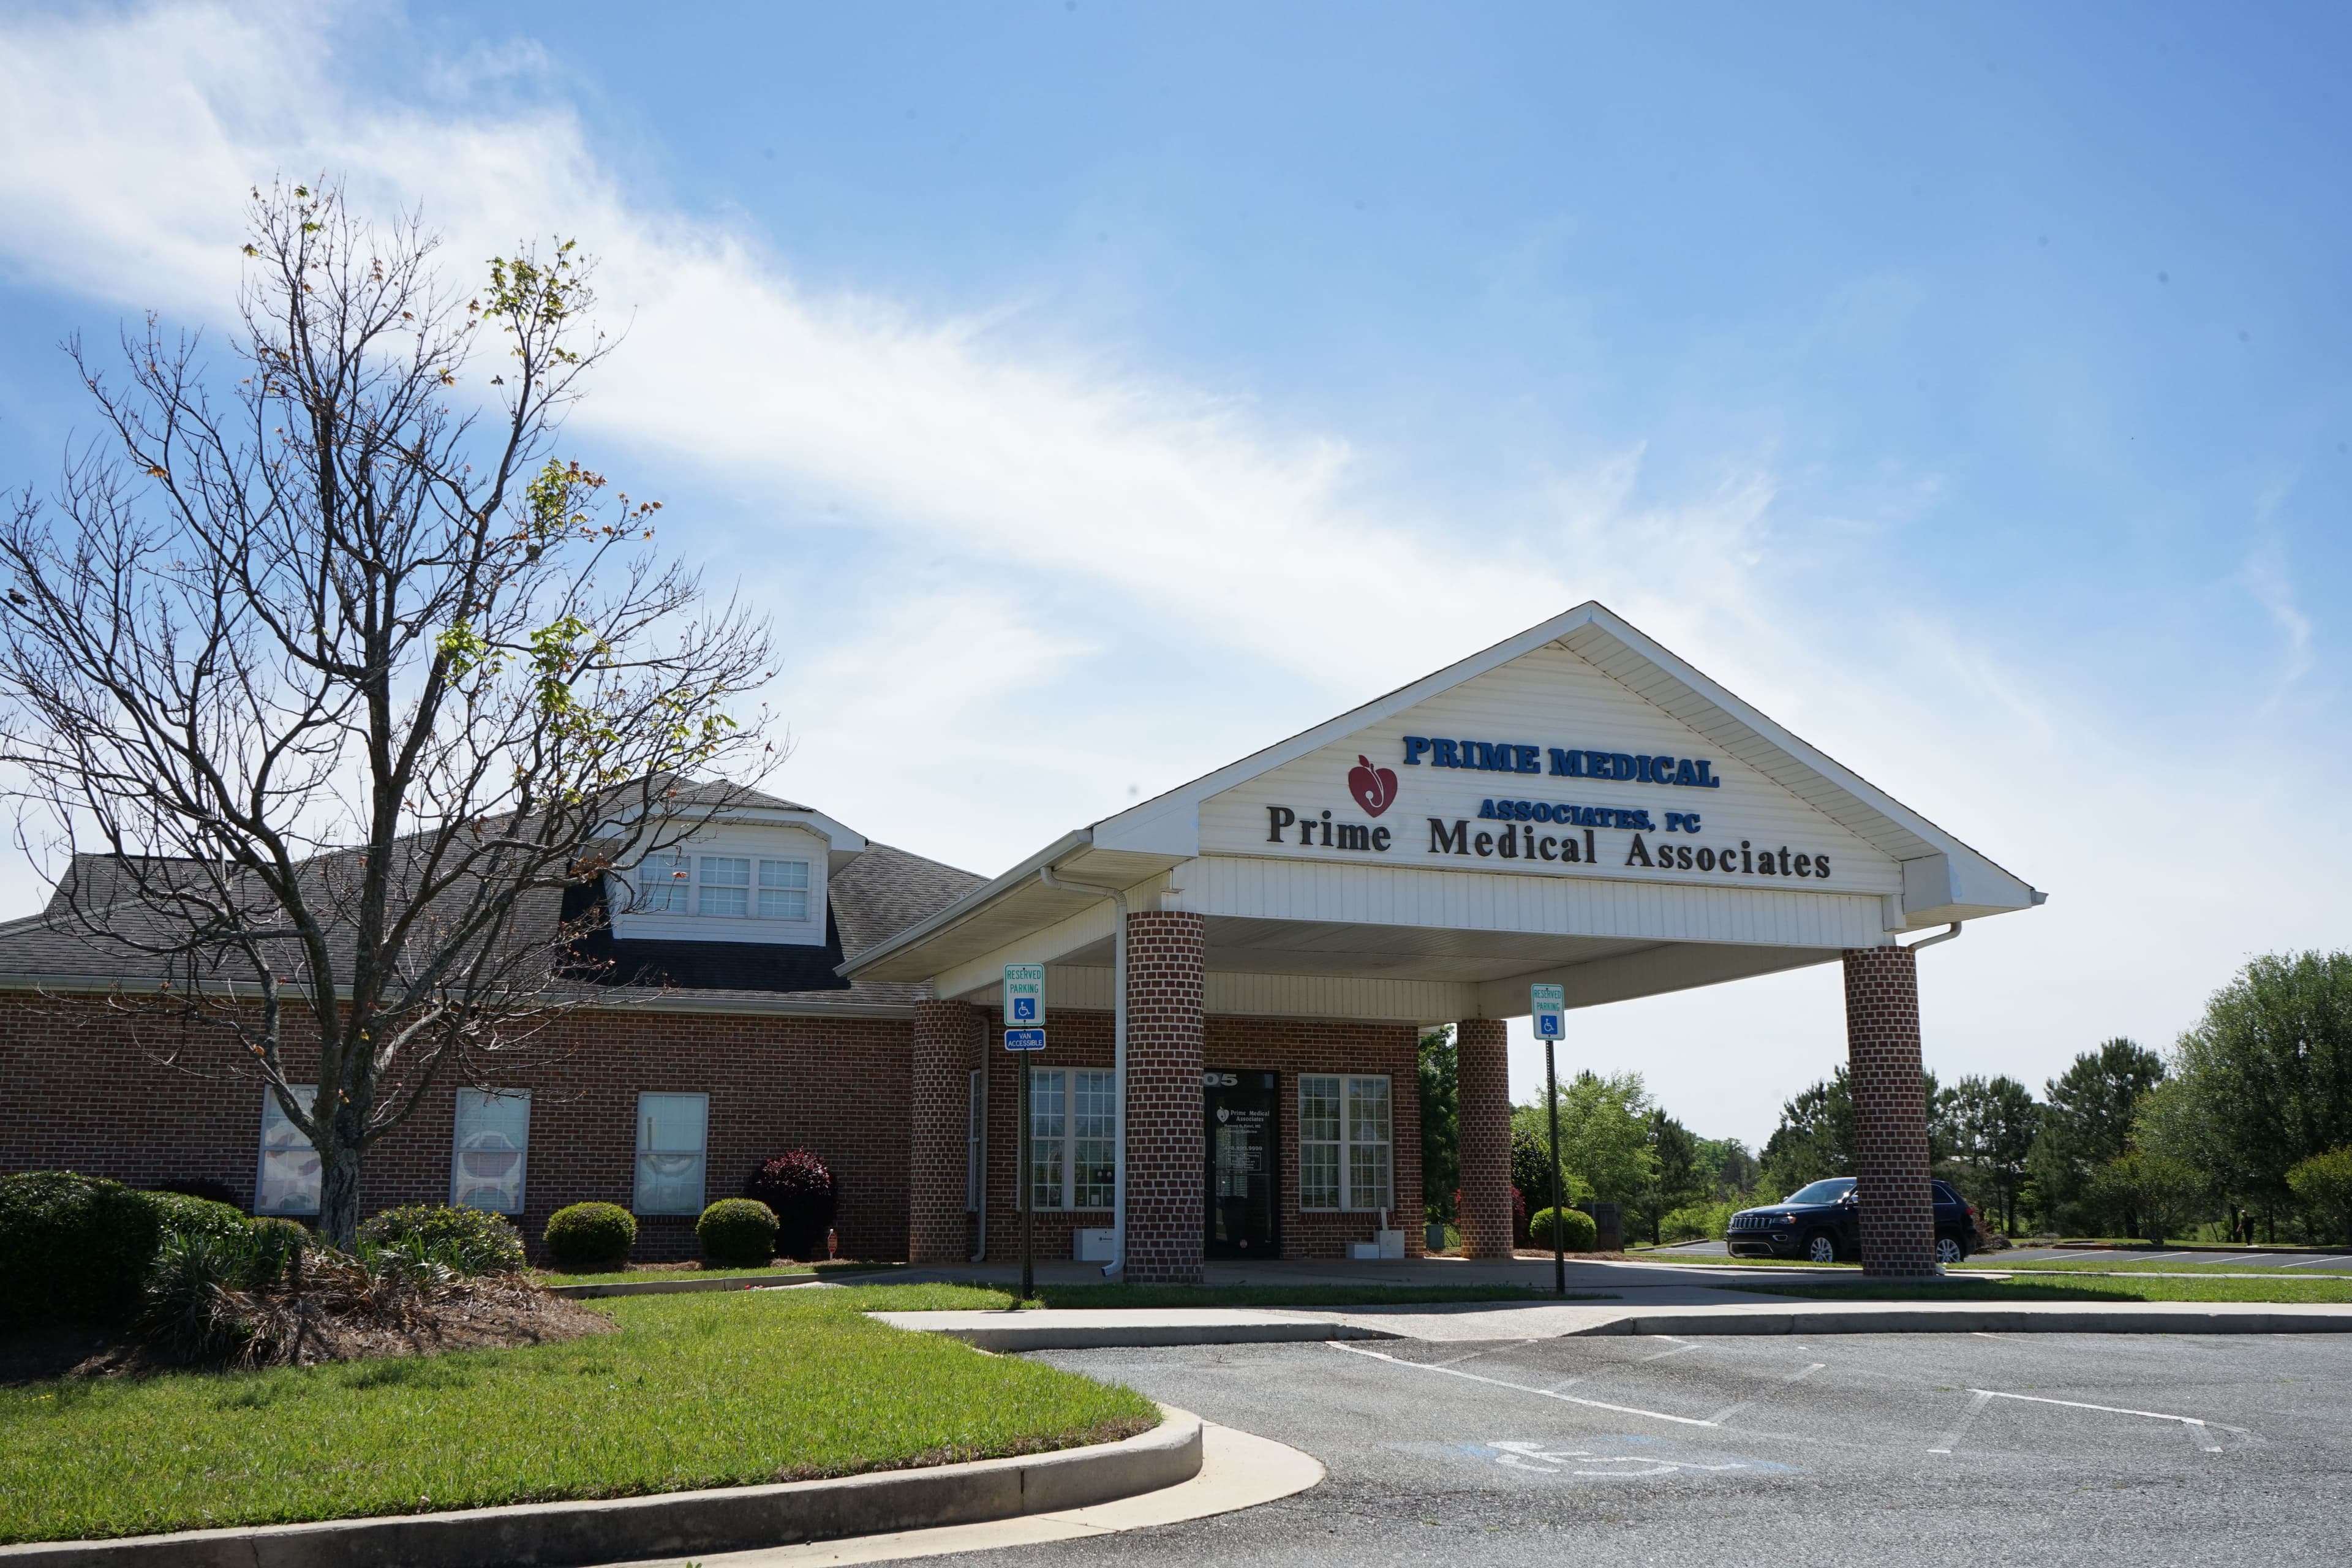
318;1139;364;1251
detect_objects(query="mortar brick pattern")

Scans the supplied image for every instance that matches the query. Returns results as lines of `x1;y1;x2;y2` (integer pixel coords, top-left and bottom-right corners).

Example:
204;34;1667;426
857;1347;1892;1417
1124;911;1208;1284
907;998;976;1264
1843;944;1938;1278
0;998;912;1264
1455;1017;1514;1260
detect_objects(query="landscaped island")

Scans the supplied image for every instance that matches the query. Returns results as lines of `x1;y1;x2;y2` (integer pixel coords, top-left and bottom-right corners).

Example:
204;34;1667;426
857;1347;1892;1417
1;1285;1154;1545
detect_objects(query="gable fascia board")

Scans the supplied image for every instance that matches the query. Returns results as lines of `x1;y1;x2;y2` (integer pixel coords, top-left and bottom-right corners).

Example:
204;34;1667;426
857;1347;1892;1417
1095;600;2039;918
1090;603;1620;856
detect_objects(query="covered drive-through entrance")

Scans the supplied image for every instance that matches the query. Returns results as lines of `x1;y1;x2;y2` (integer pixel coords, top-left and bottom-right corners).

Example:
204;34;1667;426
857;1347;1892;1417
848;602;2043;1282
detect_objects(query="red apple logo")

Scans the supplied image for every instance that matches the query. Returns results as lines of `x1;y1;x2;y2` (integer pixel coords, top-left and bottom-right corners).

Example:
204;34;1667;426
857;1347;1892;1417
1348;754;1398;818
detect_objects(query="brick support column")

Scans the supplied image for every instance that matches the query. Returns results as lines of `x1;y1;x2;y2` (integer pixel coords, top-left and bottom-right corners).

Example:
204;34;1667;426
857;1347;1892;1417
908;998;974;1264
1844;945;1938;1278
1125;910;1207;1284
1455;1017;1514;1261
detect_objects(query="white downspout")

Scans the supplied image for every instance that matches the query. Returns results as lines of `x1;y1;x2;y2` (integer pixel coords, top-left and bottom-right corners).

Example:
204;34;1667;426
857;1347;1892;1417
1904;922;1962;952
1039;865;1128;1279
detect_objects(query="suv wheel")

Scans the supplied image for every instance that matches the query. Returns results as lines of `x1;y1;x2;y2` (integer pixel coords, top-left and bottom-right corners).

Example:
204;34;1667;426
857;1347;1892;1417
1804;1231;1839;1265
1936;1234;1966;1266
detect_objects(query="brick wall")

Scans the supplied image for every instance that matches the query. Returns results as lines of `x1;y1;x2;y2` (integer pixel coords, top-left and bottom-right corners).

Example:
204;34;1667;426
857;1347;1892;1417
971;1003;1423;1268
0;995;914;1264
1455;1017;1513;1259
1842;945;1937;1278
1125;911;1207;1284
907;998;976;1264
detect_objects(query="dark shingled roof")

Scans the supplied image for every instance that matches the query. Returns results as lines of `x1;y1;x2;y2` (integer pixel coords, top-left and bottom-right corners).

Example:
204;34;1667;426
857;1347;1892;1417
0;834;982;1016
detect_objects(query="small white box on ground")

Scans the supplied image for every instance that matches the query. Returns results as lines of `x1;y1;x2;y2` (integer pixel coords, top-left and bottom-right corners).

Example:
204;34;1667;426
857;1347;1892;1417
1376;1229;1405;1259
1075;1227;1116;1262
1348;1240;1382;1260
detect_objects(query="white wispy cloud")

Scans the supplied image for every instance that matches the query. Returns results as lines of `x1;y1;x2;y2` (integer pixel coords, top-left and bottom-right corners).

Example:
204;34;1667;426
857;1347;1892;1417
2;1;2342;1147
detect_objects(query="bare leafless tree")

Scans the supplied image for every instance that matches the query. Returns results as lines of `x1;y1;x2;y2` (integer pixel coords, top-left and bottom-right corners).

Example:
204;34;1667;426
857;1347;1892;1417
0;180;776;1246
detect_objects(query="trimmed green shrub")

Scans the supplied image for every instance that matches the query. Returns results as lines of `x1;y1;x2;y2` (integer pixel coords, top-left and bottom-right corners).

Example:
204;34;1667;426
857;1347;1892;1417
543;1201;636;1269
358;1205;527;1275
745;1151;836;1260
1528;1206;1599;1253
0;1170;248;1329
697;1198;780;1267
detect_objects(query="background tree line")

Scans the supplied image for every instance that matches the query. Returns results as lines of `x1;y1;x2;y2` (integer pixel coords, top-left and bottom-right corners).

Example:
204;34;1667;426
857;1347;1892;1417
1417;949;2352;1247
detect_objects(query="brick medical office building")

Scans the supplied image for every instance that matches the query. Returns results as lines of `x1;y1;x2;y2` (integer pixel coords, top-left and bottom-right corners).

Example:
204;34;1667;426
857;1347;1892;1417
0;604;2042;1278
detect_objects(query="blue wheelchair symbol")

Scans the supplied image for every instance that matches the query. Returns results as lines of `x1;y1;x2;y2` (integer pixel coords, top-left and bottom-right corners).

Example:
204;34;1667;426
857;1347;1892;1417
1535;1014;1561;1038
1012;997;1037;1020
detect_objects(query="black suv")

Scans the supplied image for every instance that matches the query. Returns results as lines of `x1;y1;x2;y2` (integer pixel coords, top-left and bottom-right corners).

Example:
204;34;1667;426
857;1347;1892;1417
1725;1177;1978;1265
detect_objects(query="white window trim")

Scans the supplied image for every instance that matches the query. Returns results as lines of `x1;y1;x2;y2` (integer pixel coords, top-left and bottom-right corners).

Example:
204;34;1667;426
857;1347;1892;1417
1028;1067;1117;1213
256;1084;322;1216
451;1088;531;1215
608;829;828;949
633;1090;710;1216
1298;1073;1393;1213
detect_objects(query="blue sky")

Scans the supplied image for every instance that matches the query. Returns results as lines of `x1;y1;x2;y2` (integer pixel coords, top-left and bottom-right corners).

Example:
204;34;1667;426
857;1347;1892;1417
0;2;2345;1146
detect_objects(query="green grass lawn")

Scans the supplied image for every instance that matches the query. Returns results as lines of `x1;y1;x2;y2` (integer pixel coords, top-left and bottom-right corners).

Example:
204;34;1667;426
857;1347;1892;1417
1714;1273;2352;1305
0;1286;1155;1545
1960;1256;2352;1277
529;1260;902;1287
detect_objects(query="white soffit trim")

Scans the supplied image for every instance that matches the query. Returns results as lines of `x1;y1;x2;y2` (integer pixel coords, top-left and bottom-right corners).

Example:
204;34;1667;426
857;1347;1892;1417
1091;600;2040;915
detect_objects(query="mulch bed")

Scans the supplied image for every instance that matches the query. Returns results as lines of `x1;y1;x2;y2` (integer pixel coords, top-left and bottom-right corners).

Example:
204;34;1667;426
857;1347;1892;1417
2;1280;614;1383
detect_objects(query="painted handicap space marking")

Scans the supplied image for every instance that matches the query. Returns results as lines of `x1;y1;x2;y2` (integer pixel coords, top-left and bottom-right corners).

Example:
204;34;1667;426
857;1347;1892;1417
1409;1434;1798;1483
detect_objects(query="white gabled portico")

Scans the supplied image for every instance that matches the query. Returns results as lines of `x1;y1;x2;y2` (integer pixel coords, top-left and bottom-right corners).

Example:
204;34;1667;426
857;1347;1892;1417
850;601;2043;1282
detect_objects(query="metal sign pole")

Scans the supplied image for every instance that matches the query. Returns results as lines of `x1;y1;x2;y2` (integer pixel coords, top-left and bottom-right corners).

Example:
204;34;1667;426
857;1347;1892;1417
1532;981;1567;1299
1019;1056;1034;1303
1547;1037;1565;1298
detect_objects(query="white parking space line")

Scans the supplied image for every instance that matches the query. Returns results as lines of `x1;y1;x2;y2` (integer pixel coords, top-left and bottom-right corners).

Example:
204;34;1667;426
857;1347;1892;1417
1430;1340;1536;1369
2283;1254;2352;1270
1638;1340;1702;1363
1973;1389;2252;1440
1928;1389;1994;1454
1327;1340;1722;1428
1706;1361;1823;1426
2182;1419;2225;1454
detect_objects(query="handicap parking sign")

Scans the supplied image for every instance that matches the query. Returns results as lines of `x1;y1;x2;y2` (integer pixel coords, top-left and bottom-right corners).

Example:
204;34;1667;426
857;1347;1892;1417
1531;982;1564;1039
1004;963;1045;1027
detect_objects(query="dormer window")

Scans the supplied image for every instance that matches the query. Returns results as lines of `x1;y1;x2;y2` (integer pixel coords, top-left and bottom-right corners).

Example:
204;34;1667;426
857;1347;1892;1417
634;853;690;913
759;859;809;920
609;832;829;948
698;856;751;916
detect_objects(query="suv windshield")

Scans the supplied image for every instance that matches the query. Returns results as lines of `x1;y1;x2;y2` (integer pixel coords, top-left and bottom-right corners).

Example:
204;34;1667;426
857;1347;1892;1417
1785;1179;1855;1205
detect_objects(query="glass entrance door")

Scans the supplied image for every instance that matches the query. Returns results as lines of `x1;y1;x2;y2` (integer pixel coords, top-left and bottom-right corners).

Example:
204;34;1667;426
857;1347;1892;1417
1204;1070;1280;1258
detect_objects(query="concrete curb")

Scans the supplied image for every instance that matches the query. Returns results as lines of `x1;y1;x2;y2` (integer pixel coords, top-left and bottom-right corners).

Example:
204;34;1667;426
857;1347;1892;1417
0;1408;1203;1568
1567;1306;2352;1337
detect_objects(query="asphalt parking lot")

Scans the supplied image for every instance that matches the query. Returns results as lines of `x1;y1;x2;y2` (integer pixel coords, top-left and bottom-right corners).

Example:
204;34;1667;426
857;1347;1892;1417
970;1331;2352;1567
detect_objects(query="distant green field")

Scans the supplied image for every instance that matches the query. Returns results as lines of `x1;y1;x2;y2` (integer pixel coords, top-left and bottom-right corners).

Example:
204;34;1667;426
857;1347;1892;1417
1716;1273;2352;1305
1962;1256;2352;1277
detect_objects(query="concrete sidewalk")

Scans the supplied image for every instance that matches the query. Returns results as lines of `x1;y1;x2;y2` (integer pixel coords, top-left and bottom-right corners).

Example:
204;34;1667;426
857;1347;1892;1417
875;1296;2352;1350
